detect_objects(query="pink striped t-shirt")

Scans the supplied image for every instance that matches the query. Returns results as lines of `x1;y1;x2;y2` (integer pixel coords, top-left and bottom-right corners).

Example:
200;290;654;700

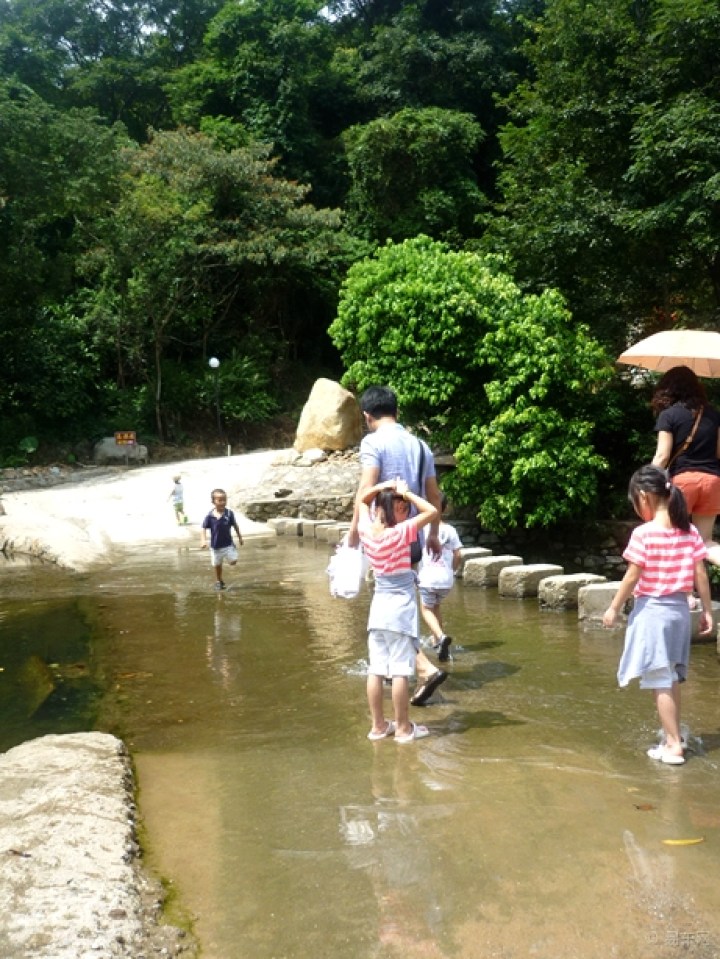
359;517;418;576
623;522;707;596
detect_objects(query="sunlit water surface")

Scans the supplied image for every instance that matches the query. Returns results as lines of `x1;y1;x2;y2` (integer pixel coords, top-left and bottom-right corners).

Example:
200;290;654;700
2;538;720;959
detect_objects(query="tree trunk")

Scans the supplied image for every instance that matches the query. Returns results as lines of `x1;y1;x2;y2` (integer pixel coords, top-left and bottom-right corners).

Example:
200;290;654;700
154;337;164;442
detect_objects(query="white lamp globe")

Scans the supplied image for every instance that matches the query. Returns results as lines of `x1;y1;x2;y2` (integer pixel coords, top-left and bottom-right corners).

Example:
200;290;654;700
208;357;220;369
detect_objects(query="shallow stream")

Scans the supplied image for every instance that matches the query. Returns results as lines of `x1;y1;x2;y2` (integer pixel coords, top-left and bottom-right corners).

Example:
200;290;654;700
2;538;720;959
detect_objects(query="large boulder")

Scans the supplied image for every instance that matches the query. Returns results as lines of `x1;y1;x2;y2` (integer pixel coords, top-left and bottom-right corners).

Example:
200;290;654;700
293;379;362;453
93;437;148;465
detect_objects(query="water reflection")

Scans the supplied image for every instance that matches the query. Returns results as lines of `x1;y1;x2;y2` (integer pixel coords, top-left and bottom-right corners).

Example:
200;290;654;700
2;538;720;958
206;597;244;689
340;749;450;958
0;595;101;751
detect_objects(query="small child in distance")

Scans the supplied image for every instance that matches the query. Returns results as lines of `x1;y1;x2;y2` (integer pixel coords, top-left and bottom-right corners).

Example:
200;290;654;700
169;475;188;526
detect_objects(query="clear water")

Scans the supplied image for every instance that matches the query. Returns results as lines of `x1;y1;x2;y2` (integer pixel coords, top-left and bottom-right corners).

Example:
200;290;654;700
2;541;720;959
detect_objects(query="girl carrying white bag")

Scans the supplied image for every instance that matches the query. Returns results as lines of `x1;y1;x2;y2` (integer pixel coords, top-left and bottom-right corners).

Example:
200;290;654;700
327;535;368;599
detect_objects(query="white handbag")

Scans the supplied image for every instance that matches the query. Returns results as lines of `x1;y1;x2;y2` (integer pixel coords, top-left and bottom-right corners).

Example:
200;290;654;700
327;538;368;599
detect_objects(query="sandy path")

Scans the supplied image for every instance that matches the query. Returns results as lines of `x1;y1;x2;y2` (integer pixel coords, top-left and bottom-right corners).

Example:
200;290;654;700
0;450;280;572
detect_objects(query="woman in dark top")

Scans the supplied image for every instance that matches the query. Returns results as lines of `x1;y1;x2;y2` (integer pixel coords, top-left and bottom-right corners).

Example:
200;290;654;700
651;365;720;565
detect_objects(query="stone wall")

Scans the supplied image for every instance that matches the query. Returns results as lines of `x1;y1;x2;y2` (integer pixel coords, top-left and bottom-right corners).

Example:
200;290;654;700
241;476;634;578
244;494;355;523
448;518;635;580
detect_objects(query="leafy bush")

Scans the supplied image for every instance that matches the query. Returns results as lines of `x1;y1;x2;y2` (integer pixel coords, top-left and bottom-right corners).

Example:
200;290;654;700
329;235;613;531
198;347;280;425
17;436;38;455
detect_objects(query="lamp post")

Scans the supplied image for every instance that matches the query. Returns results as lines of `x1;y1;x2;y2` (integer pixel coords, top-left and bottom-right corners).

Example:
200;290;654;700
208;356;222;446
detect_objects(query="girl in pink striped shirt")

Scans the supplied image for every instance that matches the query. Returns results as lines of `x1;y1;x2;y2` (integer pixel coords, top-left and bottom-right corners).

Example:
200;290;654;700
603;465;713;764
359;479;438;744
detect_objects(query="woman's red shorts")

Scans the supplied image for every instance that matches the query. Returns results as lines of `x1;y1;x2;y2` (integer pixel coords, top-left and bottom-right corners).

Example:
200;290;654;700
673;471;720;515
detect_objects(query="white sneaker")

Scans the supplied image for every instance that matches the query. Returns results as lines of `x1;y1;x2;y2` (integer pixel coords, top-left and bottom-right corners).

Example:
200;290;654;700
647;744;685;765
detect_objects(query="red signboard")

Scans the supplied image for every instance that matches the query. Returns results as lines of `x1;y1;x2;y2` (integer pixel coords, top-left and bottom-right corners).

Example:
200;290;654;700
114;431;137;446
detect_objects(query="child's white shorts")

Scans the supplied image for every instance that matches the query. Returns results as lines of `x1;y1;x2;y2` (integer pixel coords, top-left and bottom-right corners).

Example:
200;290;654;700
210;545;238;567
367;629;415;677
639;666;679;689
419;586;451;608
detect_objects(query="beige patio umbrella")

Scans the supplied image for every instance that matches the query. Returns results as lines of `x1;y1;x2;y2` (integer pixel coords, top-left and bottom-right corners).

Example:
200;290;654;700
617;329;720;378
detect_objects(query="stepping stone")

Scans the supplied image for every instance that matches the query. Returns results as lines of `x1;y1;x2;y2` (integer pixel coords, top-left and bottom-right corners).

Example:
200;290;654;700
300;520;332;538
280;518;304;535
326;524;351;546
314;523;340;541
695;602;720;642
578;582;626;624
580;585;720;643
456;547;492;577
539;573;607;610
463;555;523;587
498;563;564;598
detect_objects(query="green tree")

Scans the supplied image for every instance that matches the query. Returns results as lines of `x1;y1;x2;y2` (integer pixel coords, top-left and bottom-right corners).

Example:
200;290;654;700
0;80;127;448
167;0;346;201
80;126;346;439
487;0;720;342
329;0;527;205
1;0;155;138
620;0;720;313
0;0;224;140
350;1;512;119
165;0;533;210
485;0;640;340
343;107;486;243
329;235;611;531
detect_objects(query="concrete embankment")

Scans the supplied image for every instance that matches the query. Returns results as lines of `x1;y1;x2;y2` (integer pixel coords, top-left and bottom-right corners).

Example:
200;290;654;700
0;732;195;959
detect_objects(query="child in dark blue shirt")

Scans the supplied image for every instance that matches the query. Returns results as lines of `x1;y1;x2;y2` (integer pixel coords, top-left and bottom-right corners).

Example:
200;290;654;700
201;488;243;590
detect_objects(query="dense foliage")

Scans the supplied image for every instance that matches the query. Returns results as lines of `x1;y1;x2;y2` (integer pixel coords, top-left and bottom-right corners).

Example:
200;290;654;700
81;126;346;440
330;236;611;530
343;107;486;244
485;0;720;343
1;0;718;528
